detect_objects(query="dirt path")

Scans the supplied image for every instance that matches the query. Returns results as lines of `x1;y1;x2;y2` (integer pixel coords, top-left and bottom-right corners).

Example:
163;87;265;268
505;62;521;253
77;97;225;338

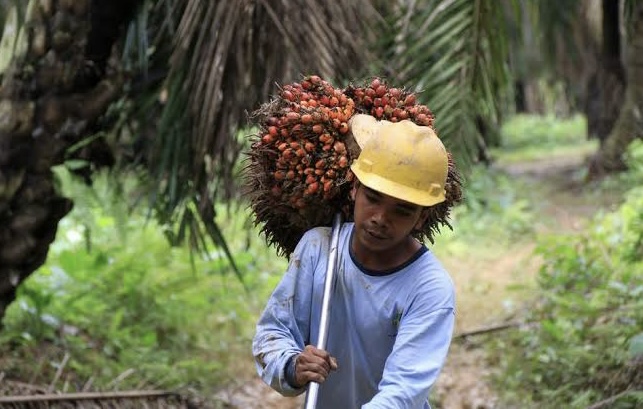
217;151;621;409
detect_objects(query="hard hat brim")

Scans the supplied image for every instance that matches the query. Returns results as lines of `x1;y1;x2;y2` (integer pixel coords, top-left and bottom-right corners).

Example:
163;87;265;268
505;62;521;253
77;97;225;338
351;163;446;207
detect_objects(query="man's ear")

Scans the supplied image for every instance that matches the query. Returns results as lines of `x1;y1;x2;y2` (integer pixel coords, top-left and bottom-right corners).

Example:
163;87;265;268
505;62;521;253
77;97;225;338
414;208;430;231
350;180;360;201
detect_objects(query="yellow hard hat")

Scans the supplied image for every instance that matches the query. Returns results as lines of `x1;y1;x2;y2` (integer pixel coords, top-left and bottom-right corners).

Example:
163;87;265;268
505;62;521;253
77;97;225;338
349;114;448;207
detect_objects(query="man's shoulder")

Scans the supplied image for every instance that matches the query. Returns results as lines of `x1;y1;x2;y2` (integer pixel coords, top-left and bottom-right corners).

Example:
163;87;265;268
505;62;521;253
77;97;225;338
300;222;353;245
408;251;455;305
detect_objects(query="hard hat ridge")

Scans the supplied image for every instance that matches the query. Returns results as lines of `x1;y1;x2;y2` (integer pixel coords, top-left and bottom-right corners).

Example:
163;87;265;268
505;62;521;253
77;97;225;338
349;114;448;207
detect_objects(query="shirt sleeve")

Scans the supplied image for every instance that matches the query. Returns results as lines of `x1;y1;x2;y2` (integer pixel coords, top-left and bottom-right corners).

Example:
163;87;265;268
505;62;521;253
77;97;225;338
252;230;325;396
363;293;456;409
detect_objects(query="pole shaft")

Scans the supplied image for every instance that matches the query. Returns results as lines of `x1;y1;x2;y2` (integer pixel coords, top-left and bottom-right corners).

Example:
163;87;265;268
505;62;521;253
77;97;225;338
303;213;342;409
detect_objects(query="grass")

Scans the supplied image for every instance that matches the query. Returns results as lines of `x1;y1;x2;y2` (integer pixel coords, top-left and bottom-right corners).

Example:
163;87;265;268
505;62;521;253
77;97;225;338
491;114;596;164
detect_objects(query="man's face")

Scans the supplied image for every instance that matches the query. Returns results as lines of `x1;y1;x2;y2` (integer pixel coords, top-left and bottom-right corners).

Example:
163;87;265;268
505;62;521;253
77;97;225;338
350;182;427;255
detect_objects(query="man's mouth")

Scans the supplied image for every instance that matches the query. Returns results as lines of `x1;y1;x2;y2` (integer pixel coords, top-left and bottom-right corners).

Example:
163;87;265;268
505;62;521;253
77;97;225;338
366;229;386;240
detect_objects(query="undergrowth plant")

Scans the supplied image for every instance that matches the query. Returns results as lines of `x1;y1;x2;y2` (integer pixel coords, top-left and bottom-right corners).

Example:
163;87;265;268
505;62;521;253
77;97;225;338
493;186;643;408
0;168;286;392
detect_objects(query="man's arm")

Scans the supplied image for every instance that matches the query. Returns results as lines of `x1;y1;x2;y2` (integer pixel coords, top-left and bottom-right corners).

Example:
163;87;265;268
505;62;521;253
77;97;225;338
364;302;455;409
252;229;328;396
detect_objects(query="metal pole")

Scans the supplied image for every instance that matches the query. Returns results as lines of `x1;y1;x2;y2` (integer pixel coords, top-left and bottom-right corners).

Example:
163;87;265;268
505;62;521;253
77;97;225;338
303;212;343;409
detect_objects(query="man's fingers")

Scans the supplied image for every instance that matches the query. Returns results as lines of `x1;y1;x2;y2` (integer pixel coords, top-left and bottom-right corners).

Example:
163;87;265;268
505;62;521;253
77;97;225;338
301;369;328;384
303;346;338;370
330;356;338;371
298;359;330;377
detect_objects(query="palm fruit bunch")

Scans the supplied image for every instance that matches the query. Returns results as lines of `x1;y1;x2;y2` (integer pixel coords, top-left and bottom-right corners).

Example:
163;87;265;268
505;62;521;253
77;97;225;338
245;76;462;257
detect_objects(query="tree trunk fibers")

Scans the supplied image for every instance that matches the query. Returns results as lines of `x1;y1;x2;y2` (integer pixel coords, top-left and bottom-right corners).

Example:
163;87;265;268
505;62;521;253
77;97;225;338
585;0;626;144
589;3;643;178
0;0;121;324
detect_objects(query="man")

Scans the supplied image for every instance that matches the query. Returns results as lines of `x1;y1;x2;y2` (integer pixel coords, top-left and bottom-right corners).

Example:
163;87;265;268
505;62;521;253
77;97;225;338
253;114;455;408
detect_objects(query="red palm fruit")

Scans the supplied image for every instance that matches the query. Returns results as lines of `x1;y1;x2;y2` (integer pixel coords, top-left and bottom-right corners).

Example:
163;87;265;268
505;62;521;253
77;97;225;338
338;156;348;168
282;90;295;101
286;170;296;180
371;78;381;89
323;180;333;192
309;75;322;85
415;113;430;126
262;134;274;144
306;182;319;195
286;112;300;122
301;114;313;124
389;88;402;99
267;116;280;126
274;170;286;180
312;124;324;134
339;122;349;134
404;94;416;106
375;85;387;97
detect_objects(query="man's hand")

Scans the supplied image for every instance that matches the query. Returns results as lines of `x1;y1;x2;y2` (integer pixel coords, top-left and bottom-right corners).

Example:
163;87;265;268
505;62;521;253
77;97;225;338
293;345;338;387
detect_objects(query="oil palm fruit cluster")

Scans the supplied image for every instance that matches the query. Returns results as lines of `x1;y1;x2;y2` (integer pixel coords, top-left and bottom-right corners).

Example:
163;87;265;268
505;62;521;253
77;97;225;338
344;77;434;126
245;76;462;257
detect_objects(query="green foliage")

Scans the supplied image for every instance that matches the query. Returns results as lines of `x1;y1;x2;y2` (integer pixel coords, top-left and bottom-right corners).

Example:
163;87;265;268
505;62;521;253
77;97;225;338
493;187;643;408
438;165;535;252
499;113;587;150
383;0;515;168
0;171;287;391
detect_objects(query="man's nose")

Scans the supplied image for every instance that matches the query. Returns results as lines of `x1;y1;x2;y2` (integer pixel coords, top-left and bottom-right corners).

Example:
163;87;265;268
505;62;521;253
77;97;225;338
371;209;389;226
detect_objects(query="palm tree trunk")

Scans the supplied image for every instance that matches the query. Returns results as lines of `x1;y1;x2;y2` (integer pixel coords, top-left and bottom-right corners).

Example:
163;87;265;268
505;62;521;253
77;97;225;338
0;0;123;324
586;0;626;144
589;2;643;177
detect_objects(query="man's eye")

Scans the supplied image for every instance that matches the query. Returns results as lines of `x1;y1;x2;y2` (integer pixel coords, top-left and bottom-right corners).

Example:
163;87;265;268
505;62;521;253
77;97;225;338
396;209;413;217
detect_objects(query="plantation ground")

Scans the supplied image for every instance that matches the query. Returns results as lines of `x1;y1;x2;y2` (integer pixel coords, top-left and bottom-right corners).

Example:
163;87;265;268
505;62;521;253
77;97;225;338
215;149;624;409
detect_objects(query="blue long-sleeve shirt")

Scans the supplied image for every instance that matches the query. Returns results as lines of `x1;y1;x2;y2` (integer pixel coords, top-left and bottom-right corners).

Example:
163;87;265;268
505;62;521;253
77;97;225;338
253;223;455;408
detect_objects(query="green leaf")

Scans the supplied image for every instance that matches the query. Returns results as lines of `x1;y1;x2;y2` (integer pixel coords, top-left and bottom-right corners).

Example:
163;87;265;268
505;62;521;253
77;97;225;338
64;159;90;170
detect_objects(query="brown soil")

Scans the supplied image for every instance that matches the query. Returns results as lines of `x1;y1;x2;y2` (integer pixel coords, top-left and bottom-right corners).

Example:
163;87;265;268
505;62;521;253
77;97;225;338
215;151;623;409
